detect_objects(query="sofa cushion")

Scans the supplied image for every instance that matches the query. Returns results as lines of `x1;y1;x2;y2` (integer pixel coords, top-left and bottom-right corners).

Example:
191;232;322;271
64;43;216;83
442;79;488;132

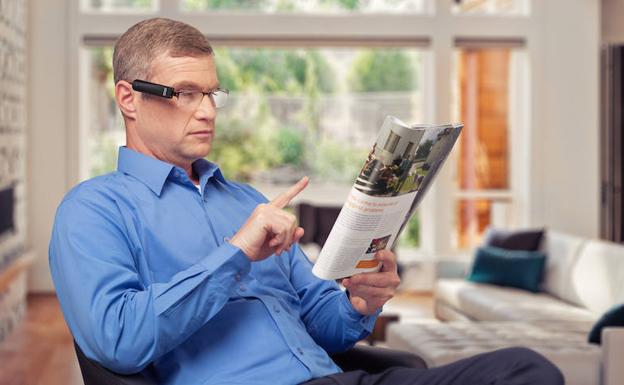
386;321;600;385
435;279;596;323
570;240;624;316
588;304;624;344
541;231;585;304
468;247;546;293
483;227;544;251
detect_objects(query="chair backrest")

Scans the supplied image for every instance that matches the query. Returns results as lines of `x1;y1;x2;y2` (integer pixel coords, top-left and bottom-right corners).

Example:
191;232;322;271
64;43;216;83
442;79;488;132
297;203;341;247
74;342;155;385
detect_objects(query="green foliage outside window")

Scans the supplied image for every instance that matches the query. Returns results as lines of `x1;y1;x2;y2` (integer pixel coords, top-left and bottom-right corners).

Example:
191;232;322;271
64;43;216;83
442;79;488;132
276;127;305;166
349;50;416;92
210;48;350;182
216;49;335;94
400;215;420;248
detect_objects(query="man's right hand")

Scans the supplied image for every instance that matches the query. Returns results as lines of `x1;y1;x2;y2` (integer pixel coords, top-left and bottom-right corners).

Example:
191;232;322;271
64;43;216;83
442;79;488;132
229;177;309;262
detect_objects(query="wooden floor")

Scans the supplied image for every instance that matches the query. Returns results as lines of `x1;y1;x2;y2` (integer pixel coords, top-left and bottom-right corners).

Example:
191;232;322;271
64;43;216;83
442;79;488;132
0;294;83;385
0;292;434;385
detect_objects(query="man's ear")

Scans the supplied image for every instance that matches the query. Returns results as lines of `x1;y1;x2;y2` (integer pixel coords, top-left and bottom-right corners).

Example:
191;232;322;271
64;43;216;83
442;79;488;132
115;80;137;120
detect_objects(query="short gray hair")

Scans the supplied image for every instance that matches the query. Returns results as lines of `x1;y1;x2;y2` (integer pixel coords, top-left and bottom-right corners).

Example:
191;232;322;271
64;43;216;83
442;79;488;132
113;18;213;84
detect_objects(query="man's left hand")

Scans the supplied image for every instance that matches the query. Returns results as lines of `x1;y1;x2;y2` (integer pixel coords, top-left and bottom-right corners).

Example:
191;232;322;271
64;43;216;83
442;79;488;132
341;250;401;316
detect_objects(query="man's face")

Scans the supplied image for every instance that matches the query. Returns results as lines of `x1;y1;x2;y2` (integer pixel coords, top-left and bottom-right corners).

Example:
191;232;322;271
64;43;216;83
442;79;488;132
132;53;218;166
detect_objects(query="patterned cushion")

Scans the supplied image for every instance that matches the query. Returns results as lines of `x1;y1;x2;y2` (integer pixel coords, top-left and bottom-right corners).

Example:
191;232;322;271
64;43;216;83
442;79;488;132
387;321;600;385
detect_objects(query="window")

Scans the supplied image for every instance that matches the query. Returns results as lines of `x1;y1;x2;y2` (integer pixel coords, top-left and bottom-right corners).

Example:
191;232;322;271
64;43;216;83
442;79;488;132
452;46;527;249
86;45;425;248
75;0;535;258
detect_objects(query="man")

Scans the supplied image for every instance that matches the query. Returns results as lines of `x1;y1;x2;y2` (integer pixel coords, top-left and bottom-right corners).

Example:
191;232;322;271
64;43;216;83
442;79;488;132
49;18;564;385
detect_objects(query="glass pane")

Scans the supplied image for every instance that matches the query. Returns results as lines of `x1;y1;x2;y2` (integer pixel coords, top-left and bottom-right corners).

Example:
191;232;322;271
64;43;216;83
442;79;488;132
86;47;125;177
454;198;511;249
181;0;426;13
452;0;528;15
82;0;156;12
84;47;424;187
455;48;511;191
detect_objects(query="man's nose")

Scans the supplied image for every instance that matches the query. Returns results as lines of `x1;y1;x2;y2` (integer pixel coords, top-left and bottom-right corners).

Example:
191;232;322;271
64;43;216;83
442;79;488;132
195;94;217;120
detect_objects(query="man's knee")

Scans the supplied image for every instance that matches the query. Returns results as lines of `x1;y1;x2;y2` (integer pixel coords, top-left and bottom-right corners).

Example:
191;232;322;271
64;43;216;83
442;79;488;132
495;347;564;385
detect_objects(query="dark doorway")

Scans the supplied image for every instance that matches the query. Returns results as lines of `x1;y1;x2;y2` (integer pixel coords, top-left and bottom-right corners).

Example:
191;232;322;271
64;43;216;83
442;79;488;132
601;45;624;243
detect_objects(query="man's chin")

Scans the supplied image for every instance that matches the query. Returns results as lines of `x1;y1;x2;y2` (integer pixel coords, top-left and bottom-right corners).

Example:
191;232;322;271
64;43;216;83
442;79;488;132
187;144;212;161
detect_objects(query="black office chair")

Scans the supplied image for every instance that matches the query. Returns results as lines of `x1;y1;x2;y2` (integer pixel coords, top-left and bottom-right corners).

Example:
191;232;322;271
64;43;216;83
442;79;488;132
75;341;427;385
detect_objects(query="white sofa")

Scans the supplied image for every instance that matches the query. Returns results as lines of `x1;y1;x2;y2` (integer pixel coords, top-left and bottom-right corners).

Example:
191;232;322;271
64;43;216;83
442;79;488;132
387;231;624;385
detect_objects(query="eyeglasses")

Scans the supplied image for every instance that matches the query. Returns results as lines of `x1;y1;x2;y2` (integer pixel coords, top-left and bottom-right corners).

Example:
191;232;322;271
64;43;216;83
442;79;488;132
131;79;229;109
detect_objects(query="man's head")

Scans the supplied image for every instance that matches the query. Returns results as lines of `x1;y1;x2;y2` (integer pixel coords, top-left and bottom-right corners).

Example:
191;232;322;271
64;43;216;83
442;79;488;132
113;18;219;169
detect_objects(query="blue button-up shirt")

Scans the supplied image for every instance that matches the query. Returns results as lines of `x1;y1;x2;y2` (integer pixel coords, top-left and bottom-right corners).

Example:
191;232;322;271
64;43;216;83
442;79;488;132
49;147;377;385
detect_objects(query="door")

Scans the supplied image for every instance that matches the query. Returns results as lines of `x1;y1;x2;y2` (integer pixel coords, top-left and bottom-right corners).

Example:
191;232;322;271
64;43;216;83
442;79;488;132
601;45;624;242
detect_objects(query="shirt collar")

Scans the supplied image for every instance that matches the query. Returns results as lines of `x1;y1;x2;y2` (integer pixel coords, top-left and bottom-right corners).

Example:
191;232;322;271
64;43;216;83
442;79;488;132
117;147;174;196
193;157;226;193
117;146;226;196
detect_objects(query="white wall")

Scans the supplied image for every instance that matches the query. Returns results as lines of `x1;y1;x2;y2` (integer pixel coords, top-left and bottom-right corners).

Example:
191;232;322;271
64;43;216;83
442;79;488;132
530;0;601;238
27;0;69;291
603;0;624;43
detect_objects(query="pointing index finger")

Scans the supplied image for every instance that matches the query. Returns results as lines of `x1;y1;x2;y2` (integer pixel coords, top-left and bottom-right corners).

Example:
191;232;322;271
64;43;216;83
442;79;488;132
270;176;309;209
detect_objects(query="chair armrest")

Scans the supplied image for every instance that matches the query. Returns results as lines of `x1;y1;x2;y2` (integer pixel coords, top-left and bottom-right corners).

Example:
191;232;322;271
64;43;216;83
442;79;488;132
330;344;427;374
74;342;156;385
602;327;624;385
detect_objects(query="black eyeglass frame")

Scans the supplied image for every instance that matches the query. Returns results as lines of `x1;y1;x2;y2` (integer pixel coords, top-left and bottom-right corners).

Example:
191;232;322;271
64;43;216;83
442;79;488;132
131;79;229;104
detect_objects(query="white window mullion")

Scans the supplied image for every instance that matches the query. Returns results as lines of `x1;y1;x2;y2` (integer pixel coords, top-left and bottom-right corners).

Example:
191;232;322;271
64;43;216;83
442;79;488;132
508;49;530;227
420;0;455;257
159;0;178;15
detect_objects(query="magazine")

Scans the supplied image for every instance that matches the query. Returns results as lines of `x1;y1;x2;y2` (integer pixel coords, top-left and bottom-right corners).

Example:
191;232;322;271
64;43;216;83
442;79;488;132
312;116;463;280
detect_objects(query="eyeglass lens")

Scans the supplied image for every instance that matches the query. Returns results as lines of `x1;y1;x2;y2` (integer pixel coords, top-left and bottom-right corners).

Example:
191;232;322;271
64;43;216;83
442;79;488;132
177;91;228;110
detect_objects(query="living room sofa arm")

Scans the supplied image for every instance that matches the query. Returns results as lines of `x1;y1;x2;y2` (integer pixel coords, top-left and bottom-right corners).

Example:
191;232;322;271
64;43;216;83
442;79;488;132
602;327;624;385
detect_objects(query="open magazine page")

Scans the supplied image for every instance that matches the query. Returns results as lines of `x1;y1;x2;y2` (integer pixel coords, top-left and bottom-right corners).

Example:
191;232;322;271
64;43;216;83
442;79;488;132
312;116;463;280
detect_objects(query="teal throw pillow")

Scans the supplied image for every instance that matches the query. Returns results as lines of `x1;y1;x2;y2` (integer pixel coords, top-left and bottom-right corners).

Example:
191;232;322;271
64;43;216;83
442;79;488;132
467;246;546;293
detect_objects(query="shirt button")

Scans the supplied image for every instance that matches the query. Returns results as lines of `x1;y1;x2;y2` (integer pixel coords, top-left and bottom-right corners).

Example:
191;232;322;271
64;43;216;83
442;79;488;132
273;305;281;313
239;285;246;292
297;348;304;355
235;273;242;282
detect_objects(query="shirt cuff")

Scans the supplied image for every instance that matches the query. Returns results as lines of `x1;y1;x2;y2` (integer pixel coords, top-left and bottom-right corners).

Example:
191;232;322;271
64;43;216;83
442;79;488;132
199;241;251;279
